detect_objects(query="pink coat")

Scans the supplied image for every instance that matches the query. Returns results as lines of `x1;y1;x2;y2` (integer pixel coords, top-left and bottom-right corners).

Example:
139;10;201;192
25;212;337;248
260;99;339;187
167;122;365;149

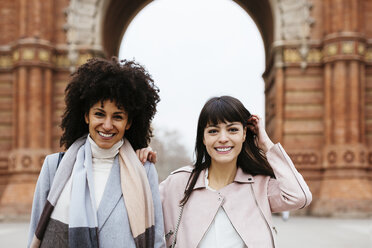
159;143;312;248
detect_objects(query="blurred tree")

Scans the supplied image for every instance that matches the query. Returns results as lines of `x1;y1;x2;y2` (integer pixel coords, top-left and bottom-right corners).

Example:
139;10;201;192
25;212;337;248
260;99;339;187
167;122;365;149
150;127;192;182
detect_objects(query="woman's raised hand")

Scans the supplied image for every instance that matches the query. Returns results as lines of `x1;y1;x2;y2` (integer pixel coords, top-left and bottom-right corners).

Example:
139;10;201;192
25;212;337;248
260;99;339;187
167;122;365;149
247;115;274;153
136;147;157;164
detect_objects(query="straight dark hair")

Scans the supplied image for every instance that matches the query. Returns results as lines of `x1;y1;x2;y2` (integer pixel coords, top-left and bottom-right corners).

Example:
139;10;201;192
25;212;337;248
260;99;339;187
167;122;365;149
180;96;275;205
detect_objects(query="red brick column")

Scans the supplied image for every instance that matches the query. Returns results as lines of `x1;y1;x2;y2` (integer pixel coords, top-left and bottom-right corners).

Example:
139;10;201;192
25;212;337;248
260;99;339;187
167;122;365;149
0;41;54;216
311;0;372;216
0;0;57;217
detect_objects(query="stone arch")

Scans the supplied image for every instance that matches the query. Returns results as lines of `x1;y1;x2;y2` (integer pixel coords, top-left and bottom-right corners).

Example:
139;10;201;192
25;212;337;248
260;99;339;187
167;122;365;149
65;0;314;67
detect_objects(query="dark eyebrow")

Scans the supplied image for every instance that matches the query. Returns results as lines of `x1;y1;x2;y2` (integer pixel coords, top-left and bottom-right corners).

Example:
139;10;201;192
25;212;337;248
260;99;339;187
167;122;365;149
226;122;241;127
93;108;125;115
113;112;125;115
93;107;104;112
206;124;219;128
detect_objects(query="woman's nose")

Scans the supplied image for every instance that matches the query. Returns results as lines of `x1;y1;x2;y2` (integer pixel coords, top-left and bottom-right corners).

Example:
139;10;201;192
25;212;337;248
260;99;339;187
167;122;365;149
102;117;113;130
218;130;228;143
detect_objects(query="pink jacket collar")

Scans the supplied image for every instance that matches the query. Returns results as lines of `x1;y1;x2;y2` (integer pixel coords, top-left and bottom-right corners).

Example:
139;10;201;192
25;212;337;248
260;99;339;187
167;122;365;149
193;167;255;190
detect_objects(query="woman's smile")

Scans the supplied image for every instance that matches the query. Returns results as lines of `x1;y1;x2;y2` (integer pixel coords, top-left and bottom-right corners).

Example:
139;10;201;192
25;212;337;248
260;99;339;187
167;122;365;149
215;146;233;153
98;131;116;138
85;100;131;149
203;121;246;167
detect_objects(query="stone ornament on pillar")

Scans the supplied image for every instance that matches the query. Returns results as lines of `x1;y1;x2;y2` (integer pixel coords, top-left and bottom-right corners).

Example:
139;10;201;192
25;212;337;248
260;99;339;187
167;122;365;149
12;50;19;62
8;149;51;173
64;0;104;72
38;49;50;62
275;0;314;68
22;48;35;60
358;43;366;56
288;150;320;168
341;42;355;55
0;55;12;69
323;145;368;169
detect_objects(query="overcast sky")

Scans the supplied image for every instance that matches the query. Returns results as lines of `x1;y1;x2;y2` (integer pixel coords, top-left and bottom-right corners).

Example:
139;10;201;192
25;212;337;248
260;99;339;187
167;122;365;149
119;0;265;159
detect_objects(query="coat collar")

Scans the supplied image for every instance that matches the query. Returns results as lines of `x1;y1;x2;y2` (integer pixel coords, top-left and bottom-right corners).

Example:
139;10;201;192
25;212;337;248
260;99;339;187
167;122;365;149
193;167;254;190
234;167;255;183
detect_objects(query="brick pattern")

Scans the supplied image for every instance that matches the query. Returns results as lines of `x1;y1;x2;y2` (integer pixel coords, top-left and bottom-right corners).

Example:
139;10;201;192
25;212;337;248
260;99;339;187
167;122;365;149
0;72;13;172
0;0;19;44
366;73;372;146
0;0;372;218
283;68;324;150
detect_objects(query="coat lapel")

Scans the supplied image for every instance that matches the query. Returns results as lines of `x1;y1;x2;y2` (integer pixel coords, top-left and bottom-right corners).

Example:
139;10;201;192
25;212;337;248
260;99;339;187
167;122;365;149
97;156;122;230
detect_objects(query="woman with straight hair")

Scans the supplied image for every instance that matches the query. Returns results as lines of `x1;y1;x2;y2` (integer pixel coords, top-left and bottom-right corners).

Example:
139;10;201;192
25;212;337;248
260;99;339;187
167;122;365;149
28;57;165;248
160;95;312;248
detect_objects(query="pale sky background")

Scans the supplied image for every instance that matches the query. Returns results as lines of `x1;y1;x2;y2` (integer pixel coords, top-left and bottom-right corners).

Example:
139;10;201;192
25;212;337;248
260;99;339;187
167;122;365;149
119;0;265;159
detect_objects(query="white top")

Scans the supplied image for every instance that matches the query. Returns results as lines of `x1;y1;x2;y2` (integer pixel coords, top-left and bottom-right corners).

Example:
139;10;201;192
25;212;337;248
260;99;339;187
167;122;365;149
51;137;123;224
88;135;123;208
199;169;247;248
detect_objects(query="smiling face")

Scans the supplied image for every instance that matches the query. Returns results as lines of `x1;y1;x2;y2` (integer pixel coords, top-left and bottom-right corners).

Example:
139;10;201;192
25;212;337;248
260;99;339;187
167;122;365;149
203;121;246;167
85;100;131;149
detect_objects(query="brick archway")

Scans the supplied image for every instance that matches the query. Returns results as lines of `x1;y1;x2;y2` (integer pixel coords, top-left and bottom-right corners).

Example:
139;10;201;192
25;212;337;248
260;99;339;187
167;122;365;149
100;0;275;59
0;0;372;217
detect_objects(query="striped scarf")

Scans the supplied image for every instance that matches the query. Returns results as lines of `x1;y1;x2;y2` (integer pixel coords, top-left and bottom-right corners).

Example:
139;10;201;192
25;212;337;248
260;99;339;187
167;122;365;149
30;136;155;247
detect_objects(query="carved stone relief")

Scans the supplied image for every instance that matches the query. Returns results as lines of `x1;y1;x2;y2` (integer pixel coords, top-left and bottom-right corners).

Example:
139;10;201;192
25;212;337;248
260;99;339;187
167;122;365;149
270;0;314;68
277;0;314;40
64;0;104;70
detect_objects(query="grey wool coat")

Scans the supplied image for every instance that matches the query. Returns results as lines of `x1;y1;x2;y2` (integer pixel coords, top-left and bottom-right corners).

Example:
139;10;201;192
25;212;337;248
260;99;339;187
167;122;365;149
28;152;166;248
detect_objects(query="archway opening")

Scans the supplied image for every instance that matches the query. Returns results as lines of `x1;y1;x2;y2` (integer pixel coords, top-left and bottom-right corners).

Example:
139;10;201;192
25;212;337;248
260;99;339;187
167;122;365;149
117;0;267;161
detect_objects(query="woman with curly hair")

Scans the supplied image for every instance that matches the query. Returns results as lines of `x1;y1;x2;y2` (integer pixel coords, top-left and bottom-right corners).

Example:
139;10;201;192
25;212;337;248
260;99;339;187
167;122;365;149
28;58;165;248
160;96;312;248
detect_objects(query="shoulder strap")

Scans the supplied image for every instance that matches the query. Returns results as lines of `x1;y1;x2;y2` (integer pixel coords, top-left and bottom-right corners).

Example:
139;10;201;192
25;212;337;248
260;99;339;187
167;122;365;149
171;205;184;248
57;152;65;169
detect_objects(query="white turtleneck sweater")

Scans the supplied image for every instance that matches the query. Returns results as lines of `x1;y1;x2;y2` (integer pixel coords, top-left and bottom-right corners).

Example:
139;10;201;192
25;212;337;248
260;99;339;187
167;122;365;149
88;135;123;208
51;136;123;224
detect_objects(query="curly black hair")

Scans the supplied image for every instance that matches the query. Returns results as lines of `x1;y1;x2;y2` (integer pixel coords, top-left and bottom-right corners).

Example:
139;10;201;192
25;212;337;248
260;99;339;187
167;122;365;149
60;57;160;150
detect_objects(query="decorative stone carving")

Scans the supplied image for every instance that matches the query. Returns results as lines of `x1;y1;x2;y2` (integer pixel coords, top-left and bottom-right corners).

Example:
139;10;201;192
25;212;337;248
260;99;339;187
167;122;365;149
21;155;32;168
65;0;99;46
39;49;50;62
327;151;337;164
277;0;314;40
0;55;12;69
283;48;301;63
13;50;19;61
272;0;314;68
22;48;35;60
64;0;102;70
289;152;318;166
324;145;367;168
341;42;354;54
343;150;355;163
8;149;51;172
306;48;322;63
326;44;338;56
55;54;70;68
358;43;365;55
77;53;93;66
365;48;372;62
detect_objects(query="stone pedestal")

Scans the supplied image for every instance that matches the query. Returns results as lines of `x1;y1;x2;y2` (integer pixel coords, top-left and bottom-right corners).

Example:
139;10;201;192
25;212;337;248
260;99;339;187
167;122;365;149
0;149;50;218
311;145;372;216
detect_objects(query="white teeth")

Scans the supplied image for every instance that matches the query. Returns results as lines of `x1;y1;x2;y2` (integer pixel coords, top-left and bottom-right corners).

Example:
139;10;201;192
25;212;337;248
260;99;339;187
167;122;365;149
98;132;114;138
216;147;232;152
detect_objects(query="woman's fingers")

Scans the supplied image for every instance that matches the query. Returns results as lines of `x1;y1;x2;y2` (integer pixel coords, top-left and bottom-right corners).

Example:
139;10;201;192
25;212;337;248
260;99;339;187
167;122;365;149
149;151;157;164
135;147;156;164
